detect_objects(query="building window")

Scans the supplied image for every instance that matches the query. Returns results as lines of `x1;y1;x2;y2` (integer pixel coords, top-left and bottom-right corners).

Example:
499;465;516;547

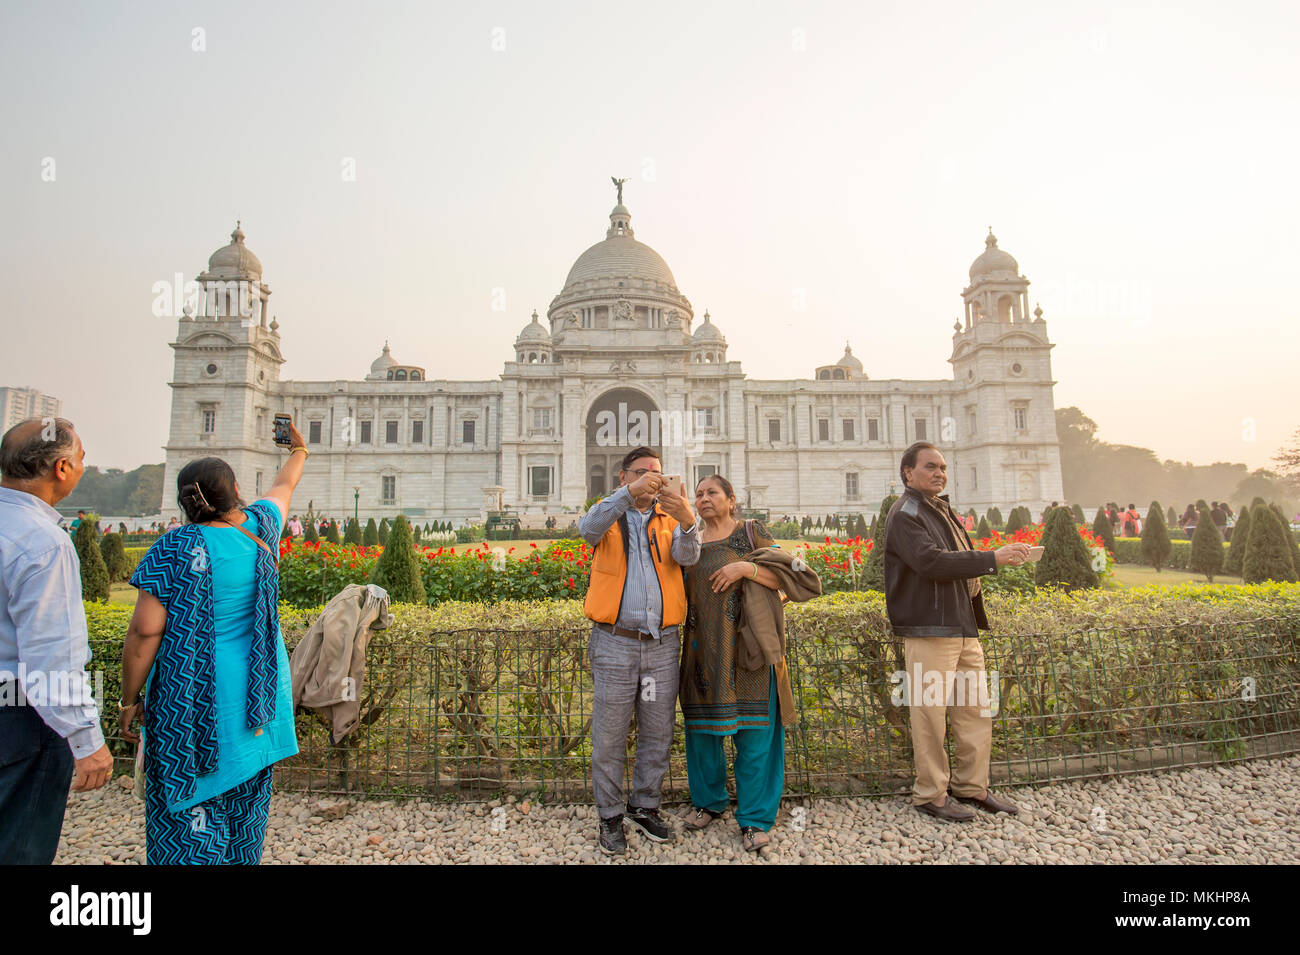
845;472;859;500
914;418;927;440
463;420;475;445
381;475;396;505
255;471;263;496
360;420;372;444
411;420;424;444
1013;407;1028;431
529;466;552;497
842;419;855;441
767;419;781;442
201;410;215;434
867;418;879;441
385;420;398;444
817;418;829;441
968;410;977;435
970;466;978;489
695;464;718;487
308;420;322;444
695;407;715;430
532;408;552;431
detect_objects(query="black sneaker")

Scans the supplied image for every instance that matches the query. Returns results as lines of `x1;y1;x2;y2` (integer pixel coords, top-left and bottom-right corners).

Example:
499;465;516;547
599;815;627;855
625;805;674;843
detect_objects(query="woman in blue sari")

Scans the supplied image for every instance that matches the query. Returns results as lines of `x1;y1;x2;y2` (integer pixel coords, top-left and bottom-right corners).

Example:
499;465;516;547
118;424;308;864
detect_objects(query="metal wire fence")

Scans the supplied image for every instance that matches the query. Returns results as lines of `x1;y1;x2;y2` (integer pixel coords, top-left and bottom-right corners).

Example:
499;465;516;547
250;613;1300;801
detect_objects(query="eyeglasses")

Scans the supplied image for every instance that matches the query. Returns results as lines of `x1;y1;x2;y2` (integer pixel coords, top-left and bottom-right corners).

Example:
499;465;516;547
626;468;661;478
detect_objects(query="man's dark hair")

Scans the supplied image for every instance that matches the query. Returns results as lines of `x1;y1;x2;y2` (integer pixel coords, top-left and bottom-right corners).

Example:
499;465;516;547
78;510;86;516
619;446;661;472
0;417;77;481
176;457;244;523
899;441;940;486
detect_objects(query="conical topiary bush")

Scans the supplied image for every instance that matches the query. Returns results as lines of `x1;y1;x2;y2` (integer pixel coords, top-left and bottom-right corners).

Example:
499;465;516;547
369;516;426;603
1140;501;1171;571
74;515;110;602
1071;503;1085;523
975;516;991;541
1004;506;1026;535
1092;505;1116;553
1037;506;1098;591
1225;505;1251;576
378;518;390;545
364;517;379;546
303;520;319;543
863;494;897;591
344;518;362;545
324;519;340;544
99;531;127;583
1189;501;1224;582
1242;505;1297;584
1268;503;1300;578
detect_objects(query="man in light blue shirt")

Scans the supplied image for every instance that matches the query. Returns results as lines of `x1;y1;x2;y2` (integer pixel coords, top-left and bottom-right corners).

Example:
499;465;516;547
0;417;112;864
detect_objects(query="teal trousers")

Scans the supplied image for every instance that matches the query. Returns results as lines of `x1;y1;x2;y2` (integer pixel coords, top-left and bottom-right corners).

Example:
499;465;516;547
684;668;785;830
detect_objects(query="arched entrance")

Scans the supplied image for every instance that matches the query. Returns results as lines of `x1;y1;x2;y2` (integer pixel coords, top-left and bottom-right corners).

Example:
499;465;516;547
586;387;661;498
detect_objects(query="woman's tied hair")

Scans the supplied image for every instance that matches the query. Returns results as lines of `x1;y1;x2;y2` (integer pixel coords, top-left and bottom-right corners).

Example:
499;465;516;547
176;457;243;524
696;473;740;518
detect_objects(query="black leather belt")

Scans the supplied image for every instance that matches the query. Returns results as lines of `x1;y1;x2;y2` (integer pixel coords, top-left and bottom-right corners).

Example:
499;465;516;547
609;625;676;641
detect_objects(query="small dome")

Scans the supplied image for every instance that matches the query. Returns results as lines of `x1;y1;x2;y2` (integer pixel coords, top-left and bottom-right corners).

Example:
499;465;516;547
207;221;263;279
969;228;1018;281
692;310;724;342
369;341;398;377
515;310;550;343
836;342;863;372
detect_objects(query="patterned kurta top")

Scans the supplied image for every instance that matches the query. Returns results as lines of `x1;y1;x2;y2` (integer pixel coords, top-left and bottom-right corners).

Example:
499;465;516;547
679;520;776;735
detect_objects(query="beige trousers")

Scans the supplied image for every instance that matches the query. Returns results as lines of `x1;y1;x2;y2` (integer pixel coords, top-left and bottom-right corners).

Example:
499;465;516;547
903;637;992;806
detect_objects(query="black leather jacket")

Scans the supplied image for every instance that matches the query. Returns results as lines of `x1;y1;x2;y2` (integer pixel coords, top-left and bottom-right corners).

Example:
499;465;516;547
883;488;998;637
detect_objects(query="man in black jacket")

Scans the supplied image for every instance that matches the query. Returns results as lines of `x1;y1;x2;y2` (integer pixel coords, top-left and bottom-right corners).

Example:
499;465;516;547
884;442;1030;821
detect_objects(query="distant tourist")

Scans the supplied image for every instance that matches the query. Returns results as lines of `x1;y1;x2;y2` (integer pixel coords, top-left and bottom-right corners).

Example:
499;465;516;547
883;441;1029;822
577;446;700;855
0;417;113;864
1126;503;1141;536
118;422;309;864
287;514;303;537
1179;504;1197;536
71;509;86;533
1211;503;1228;530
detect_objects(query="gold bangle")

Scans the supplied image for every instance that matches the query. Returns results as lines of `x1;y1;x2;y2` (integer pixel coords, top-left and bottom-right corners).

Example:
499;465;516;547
289;446;309;458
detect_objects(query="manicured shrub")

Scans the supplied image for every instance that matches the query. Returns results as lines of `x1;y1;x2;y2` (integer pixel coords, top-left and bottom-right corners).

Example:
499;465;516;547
74;515;110;602
99;531;128;583
1242;505;1298;584
1189;502;1224;582
1004;507;1027;535
369;516;426;604
1225;505;1251;576
862;494;897;592
364;517;379;546
1037;507;1099;591
1092;506;1116;553
344;518;362;545
976;516;992;540
1071;503;1085;523
1166;505;1177;528
303;520;319;543
378;519;390;545
324;519;340;544
1140;501;1172;572
1268;503;1300;578
987;507;1003;527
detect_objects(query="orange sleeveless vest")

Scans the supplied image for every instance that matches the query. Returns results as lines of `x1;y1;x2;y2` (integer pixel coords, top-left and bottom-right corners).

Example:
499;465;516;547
583;507;688;628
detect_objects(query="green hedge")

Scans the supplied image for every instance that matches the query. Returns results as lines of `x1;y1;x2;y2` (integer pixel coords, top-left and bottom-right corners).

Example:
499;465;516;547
1111;537;1232;570
83;583;1300;798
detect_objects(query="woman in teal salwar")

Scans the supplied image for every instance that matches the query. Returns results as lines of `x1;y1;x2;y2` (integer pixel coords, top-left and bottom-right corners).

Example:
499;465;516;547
678;475;785;852
118;425;308;865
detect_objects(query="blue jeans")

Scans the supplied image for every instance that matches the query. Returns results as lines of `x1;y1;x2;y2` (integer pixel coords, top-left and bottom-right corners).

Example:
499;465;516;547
588;625;680;819
0;698;75;864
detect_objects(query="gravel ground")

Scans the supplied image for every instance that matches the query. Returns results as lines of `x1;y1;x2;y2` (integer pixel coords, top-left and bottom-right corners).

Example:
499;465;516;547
55;756;1300;864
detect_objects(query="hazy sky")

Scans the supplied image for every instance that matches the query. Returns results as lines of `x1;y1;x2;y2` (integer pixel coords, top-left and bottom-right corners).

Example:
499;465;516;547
2;0;1297;472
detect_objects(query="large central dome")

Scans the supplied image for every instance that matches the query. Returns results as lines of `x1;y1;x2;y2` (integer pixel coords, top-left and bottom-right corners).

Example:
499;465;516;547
560;201;678;291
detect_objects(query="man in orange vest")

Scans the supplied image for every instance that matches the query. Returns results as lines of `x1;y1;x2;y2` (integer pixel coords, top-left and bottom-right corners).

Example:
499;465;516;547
578;445;700;855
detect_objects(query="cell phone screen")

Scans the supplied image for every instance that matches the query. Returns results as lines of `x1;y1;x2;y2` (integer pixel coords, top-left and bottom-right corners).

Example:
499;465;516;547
273;414;292;447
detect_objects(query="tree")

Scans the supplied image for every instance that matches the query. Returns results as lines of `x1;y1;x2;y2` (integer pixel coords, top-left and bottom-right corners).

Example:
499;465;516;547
975;516;991;541
1070;503;1085;523
364;517;379;546
344;518;362;545
1004;507;1026;535
1140;501;1172;572
99;531;127;583
1166;504;1177;529
1092;505;1116;553
987;506;1003;527
378;518;390;545
303;520;319;543
412;523;422;544
1242;505;1297;584
1267;503;1300;578
369;516;426;603
1037;506;1099;591
74;516;110;602
324;519;341;544
862;494;898;591
1225;505;1251;576
1189;502;1224;582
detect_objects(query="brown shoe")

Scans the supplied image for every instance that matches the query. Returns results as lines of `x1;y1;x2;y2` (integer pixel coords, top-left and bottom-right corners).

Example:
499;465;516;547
682;807;723;831
916;799;976;822
952;790;1019;815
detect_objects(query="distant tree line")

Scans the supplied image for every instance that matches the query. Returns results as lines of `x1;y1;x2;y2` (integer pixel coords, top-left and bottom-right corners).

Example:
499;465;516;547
59;463;164;517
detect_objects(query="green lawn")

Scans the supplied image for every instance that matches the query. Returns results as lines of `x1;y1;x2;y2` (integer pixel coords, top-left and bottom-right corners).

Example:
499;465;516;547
1104;563;1241;589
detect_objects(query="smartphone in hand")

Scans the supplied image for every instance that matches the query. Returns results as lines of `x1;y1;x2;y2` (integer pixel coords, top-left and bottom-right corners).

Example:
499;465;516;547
273;414;293;447
661;474;683;499
1026;545;1045;562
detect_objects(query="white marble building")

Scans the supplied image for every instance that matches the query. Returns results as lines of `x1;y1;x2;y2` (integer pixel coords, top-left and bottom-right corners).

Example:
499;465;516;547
161;191;1064;522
